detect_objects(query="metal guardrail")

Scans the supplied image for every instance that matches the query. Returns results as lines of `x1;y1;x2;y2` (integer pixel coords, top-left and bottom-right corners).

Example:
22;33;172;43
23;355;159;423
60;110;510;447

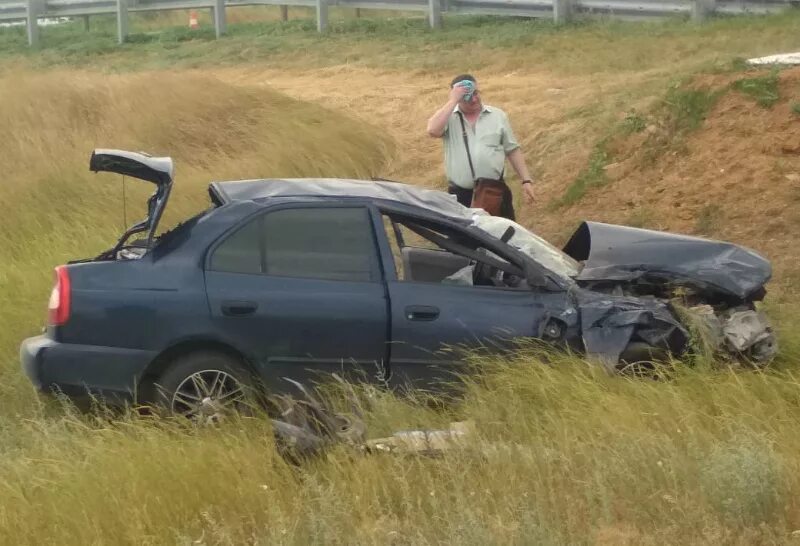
0;0;794;46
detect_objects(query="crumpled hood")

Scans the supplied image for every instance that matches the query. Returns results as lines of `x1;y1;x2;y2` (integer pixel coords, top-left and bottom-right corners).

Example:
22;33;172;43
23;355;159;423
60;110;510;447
563;221;772;301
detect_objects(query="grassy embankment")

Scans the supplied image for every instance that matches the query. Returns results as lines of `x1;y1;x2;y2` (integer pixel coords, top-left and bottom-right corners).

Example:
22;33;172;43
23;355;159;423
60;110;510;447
1;11;800;543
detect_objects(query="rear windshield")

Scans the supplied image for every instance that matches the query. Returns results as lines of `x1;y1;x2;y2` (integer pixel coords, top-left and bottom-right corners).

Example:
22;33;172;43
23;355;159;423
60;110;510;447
151;208;213;255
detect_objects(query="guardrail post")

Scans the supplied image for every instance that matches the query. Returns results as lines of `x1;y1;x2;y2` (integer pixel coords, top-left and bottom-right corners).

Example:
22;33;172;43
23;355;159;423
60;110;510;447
692;0;714;20
213;0;226;37
316;0;328;31
428;0;442;28
116;0;129;43
280;5;288;20
553;0;572;23
26;0;41;47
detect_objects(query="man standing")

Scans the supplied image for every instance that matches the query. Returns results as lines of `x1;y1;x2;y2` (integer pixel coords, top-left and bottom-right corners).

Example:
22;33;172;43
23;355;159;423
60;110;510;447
426;74;535;220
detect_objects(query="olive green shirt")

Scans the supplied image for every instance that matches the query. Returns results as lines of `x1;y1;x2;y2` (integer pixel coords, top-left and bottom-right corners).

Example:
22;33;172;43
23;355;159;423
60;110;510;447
441;104;520;190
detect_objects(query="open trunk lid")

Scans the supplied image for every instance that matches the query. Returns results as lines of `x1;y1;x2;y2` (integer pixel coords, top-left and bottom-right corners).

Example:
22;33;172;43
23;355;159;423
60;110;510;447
88;149;174;260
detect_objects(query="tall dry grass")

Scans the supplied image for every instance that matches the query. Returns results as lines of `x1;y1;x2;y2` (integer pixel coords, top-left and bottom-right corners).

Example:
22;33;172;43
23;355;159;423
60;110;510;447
0;68;392;413
1;17;800;543
0;351;799;543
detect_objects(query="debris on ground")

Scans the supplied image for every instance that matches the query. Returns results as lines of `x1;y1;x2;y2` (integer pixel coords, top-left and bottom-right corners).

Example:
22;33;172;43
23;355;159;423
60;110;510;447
747;52;800;66
268;376;474;462
366;421;474;455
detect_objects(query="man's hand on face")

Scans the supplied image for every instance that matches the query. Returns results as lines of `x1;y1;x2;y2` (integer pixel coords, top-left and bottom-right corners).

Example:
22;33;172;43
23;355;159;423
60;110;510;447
449;84;469;104
522;182;536;205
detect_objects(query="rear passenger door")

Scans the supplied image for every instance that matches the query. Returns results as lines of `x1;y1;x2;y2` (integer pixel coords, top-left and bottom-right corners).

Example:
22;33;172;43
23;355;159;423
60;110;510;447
204;204;389;392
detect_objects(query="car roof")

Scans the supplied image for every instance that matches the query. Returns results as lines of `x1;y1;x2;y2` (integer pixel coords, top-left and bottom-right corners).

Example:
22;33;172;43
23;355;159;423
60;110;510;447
208;178;473;221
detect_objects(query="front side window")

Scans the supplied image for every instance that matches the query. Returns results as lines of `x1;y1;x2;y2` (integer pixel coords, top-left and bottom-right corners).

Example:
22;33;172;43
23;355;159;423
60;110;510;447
381;212;526;289
262;207;377;282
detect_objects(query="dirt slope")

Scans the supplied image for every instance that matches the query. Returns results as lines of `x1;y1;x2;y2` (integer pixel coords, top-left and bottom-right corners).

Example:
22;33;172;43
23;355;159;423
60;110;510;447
214;64;800;283
540;66;800;282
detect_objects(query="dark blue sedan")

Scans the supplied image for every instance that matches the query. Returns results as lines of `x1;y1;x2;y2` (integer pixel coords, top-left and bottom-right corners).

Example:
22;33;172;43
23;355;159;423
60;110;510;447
20;150;776;420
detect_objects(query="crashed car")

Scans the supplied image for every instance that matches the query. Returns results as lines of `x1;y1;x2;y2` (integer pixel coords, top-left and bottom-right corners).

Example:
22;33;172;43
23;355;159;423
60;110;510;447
20;149;776;419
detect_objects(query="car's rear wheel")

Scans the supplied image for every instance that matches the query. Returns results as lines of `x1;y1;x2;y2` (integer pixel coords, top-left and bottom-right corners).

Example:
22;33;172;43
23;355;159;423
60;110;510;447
155;351;257;424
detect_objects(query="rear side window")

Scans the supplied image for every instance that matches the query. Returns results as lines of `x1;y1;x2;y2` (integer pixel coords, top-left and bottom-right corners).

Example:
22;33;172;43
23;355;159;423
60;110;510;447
263;208;377;282
209;219;262;274
208;207;378;282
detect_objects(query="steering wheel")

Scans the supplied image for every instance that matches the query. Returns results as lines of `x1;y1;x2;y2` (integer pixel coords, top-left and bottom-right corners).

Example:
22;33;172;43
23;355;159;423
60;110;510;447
471;259;500;287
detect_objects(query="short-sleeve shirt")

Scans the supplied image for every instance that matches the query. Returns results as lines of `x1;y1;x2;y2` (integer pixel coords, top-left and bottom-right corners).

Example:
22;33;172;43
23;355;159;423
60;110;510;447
442;104;520;190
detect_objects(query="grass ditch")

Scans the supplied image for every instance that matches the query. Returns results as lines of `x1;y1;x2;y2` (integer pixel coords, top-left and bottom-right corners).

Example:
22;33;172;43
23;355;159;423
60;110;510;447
0;14;799;543
1;349;800;543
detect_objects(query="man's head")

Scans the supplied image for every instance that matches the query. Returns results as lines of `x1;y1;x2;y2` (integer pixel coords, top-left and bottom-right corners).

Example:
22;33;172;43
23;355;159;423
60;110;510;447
450;74;482;114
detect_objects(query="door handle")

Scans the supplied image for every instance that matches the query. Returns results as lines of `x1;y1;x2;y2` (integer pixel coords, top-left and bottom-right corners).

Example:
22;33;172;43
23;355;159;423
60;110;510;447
221;300;258;317
405;305;440;321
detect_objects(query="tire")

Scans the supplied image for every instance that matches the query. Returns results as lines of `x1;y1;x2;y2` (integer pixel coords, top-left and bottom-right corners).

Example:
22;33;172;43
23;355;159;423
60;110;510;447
154;350;257;423
616;342;671;377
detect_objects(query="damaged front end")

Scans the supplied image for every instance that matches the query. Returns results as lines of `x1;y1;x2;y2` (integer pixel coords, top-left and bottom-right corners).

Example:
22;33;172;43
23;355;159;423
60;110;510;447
564;221;777;366
574;289;690;370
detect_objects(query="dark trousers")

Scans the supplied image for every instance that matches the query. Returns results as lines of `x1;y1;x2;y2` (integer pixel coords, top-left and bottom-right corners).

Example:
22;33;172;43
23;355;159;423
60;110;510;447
448;182;516;221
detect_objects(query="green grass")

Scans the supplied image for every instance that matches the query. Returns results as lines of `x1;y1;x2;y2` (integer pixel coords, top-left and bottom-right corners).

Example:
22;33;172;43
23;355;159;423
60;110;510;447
663;84;726;133
1;11;800;543
732;69;781;108
2;351;800;543
2;9;800;74
792;103;800;116
620;109;648;135
550;144;610;208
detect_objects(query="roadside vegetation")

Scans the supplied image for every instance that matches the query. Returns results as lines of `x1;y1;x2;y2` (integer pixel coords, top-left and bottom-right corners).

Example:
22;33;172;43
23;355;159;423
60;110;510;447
1;10;800;543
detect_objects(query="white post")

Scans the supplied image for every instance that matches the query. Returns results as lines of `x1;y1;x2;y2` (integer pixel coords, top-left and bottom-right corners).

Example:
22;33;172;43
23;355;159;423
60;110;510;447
553;0;571;23
692;0;715;21
26;0;41;47
213;0;226;38
316;0;328;32
116;0;129;44
428;0;442;28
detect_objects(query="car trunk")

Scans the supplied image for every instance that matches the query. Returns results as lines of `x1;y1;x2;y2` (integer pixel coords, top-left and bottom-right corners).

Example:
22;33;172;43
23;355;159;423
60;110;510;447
78;149;174;262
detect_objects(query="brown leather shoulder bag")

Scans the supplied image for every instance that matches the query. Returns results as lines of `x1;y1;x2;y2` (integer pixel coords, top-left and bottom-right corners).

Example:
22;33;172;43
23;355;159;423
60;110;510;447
457;112;506;216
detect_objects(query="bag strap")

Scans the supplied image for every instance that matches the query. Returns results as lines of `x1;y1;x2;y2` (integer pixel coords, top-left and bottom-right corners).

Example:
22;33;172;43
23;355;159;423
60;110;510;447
458;111;507;183
456;111;476;182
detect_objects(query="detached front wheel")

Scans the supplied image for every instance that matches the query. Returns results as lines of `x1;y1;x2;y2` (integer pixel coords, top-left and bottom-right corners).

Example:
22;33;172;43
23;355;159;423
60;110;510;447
155;351;256;424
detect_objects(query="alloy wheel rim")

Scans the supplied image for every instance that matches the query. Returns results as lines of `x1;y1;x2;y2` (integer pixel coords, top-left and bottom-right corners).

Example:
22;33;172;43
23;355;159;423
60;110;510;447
171;370;247;423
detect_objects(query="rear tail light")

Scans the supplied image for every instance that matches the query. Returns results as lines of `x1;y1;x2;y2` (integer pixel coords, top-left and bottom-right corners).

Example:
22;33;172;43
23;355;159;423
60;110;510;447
48;265;71;326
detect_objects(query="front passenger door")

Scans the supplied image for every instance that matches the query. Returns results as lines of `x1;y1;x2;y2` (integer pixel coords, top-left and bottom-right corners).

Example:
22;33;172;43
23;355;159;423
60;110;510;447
379;213;553;391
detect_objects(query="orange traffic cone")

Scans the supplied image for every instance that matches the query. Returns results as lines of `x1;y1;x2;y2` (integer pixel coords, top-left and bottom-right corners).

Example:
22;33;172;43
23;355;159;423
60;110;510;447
189;10;199;29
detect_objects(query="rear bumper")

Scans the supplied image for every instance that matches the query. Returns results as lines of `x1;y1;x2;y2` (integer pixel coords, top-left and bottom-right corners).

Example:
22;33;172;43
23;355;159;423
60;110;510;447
20;335;156;406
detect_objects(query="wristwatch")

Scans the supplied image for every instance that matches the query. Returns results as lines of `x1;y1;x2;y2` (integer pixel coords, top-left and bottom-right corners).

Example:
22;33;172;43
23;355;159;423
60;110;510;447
521;179;533;185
